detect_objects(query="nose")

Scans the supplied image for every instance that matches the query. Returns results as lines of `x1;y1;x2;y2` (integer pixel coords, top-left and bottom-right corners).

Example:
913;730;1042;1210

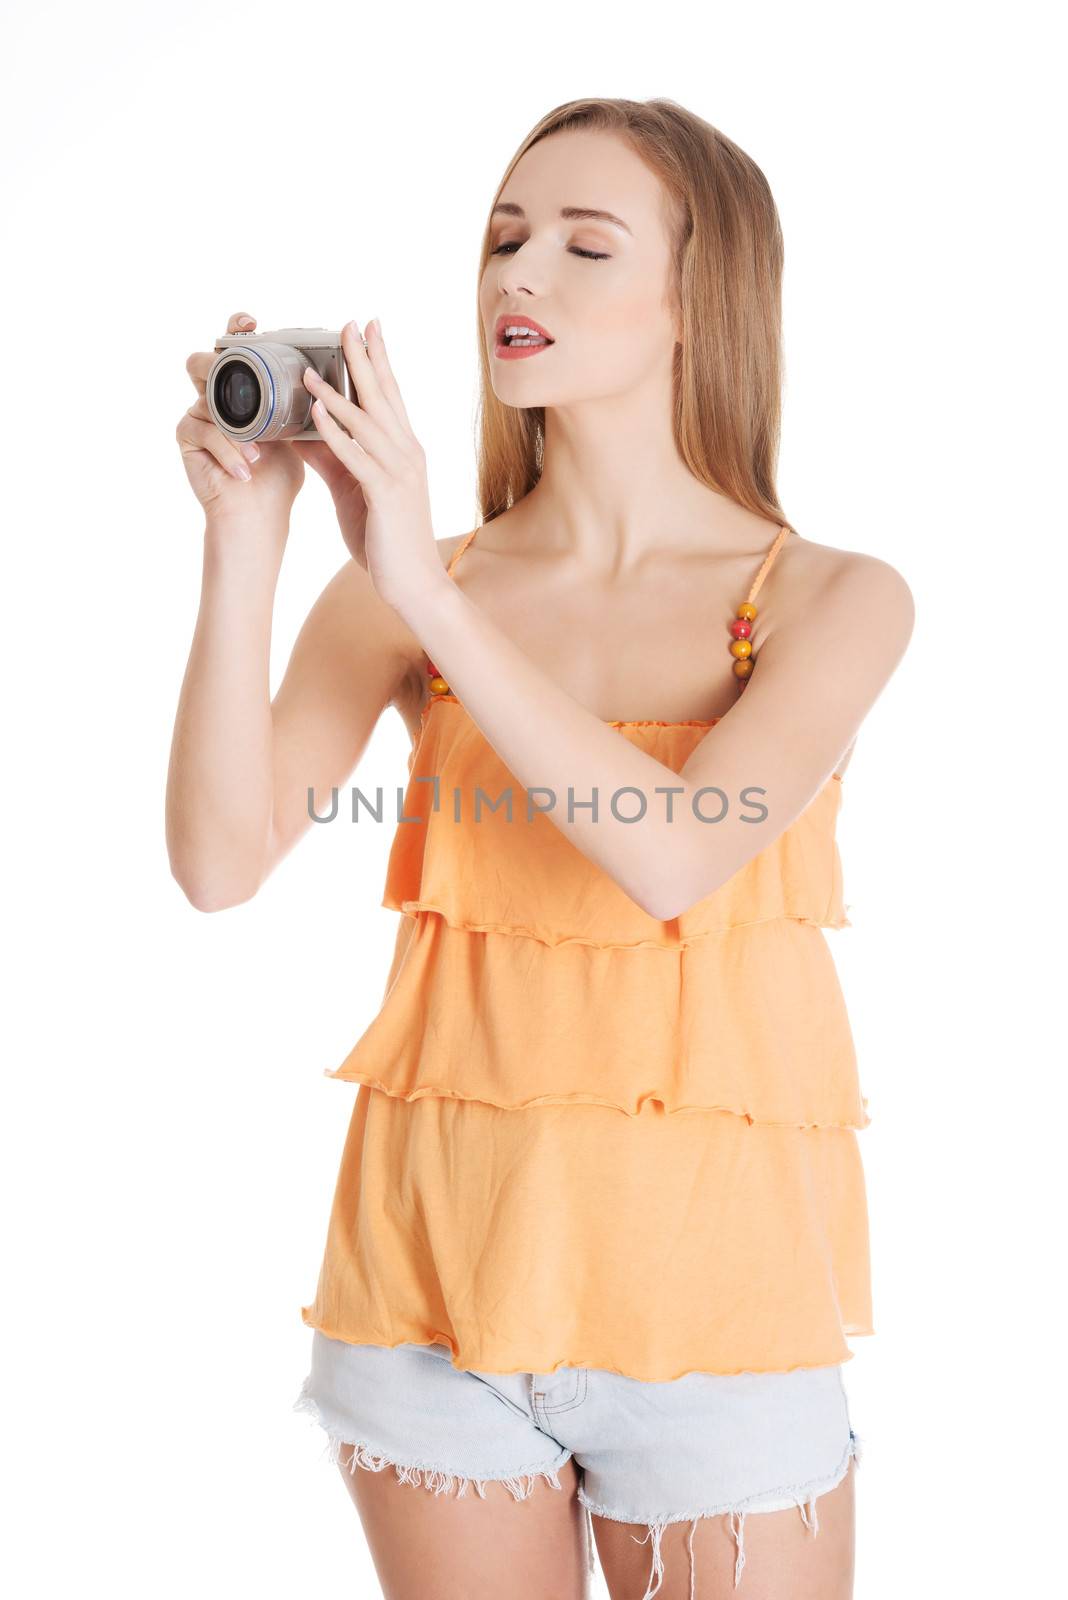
495;243;547;300
497;270;535;300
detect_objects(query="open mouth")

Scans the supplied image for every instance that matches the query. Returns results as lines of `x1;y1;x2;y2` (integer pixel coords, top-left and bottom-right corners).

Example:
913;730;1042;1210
495;320;555;358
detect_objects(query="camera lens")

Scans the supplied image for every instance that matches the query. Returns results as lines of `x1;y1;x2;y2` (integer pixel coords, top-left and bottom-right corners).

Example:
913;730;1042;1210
213;361;261;427
208;341;314;441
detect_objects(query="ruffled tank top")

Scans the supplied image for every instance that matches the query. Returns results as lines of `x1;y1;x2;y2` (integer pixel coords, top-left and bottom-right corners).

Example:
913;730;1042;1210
300;522;874;1381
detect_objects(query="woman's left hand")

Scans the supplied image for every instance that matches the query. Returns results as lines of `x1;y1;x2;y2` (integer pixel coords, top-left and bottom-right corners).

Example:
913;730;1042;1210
301;318;447;616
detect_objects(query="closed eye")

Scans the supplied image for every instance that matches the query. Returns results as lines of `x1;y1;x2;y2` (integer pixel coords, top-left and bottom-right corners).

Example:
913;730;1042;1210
491;243;610;262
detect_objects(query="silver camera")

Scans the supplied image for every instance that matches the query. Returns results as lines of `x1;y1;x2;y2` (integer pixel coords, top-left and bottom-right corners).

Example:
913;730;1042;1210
206;326;359;444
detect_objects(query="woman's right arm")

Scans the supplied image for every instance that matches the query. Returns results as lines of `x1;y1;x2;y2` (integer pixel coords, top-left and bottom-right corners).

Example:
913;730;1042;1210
167;534;420;912
166;311;423;911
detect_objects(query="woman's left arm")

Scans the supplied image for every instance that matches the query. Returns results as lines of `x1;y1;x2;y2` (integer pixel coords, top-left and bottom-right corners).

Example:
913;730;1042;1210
306;320;915;920
406;554;913;919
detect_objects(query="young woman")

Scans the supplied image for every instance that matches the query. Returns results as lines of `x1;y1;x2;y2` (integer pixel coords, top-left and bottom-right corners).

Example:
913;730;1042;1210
169;98;913;1600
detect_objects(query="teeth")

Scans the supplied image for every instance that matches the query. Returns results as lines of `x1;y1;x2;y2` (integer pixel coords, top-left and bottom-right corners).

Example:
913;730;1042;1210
504;325;546;339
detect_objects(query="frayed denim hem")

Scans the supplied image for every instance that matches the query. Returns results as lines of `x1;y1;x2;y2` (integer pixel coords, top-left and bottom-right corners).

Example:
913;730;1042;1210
292;1379;573;1506
294;1370;862;1598
577;1428;865;1599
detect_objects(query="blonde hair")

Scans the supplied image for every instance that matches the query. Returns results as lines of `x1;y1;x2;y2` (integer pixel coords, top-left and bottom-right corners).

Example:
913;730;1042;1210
474;97;792;532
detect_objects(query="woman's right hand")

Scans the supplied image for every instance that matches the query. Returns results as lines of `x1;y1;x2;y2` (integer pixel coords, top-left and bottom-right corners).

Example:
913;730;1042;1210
177;311;305;525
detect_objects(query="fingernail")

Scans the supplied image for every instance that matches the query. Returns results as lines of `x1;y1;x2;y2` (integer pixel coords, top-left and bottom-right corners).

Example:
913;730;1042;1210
238;316;254;327
369;317;380;338
230;461;252;481
304;365;319;383
344;319;359;337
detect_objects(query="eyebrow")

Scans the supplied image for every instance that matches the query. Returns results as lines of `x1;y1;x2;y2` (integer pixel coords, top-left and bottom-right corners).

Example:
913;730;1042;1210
490;202;633;237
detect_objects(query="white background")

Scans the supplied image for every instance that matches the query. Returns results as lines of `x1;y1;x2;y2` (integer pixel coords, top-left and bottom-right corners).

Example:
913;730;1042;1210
2;1;1063;1594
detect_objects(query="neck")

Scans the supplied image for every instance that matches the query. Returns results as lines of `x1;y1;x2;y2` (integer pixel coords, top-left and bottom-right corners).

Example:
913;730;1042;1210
519;387;773;571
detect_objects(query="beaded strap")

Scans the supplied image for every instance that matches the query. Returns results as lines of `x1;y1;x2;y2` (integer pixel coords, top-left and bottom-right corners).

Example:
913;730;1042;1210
427;522;795;700
728;522;794;692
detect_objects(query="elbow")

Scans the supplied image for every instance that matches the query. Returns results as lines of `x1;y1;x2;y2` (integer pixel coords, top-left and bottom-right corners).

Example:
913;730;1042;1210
640;861;719;924
635;882;693;924
167;818;274;913
187;884;257;914
170;858;263;914
642;892;689;923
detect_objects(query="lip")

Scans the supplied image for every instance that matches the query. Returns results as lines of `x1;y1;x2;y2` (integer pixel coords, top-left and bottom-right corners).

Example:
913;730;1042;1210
494;312;555;346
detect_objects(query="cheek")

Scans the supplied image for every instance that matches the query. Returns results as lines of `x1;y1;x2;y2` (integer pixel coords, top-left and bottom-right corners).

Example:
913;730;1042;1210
577;294;669;382
586;263;671;347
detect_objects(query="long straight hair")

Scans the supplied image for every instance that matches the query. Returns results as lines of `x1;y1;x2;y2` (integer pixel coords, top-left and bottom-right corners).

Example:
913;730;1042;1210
474;98;792;532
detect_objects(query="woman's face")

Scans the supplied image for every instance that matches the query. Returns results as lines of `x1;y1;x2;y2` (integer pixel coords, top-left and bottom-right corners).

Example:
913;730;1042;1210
479;128;681;407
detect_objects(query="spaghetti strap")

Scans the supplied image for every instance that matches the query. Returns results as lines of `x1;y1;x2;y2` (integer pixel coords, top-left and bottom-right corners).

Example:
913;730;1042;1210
446;527;479;577
746;524;794;606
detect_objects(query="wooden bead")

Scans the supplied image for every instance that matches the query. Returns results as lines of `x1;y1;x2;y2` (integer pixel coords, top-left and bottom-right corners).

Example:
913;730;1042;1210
733;658;754;679
729;619;752;640
729;639;752;660
429;676;450;695
736;603;757;622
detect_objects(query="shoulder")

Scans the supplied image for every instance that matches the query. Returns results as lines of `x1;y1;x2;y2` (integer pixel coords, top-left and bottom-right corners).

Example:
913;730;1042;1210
436;530;476;572
785;532;915;657
747;533;914;774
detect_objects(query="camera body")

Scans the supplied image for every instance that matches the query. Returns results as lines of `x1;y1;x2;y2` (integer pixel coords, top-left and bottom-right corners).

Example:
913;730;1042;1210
206;326;358;444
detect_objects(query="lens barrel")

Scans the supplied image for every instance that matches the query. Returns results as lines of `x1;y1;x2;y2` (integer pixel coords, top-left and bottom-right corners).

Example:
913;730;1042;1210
207;342;315;442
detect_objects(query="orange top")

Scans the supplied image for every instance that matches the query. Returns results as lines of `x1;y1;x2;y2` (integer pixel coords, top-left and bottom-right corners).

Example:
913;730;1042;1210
300;523;874;1380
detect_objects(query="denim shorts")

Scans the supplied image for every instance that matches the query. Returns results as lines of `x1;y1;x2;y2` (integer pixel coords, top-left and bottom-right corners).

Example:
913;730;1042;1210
293;1330;864;1596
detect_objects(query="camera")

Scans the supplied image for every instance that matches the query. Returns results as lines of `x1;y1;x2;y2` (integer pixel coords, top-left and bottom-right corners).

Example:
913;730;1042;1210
206;326;359;444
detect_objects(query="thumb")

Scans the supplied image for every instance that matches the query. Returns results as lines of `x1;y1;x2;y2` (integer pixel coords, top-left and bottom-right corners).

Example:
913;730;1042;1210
291;440;347;493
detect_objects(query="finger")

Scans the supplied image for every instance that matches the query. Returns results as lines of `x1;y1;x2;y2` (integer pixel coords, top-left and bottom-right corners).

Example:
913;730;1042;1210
184;377;255;448
185;393;260;462
338;319;406;442
186;311;256;395
363;320;414;433
304;366;407;479
307;395;386;495
290;438;354;496
291;438;341;474
289;439;320;469
177;410;256;480
186;351;212;394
